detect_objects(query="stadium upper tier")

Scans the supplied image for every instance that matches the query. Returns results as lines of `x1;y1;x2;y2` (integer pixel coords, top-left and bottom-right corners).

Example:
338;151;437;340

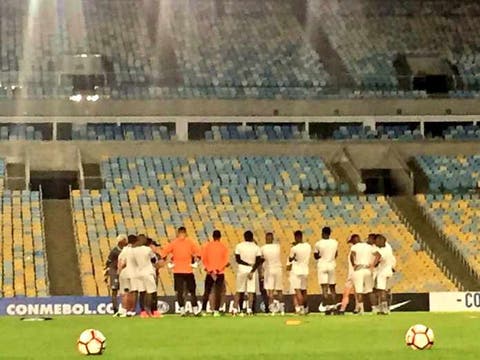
0;190;48;297
72;123;173;141
1;1;480;99
314;1;480;91
416;154;480;193
72;156;456;296
417;194;480;278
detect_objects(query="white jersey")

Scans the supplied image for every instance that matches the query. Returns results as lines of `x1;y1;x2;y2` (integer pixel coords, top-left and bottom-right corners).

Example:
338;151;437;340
132;246;156;277
376;244;395;275
351;242;374;267
261;243;282;274
235;241;261;274
289;242;311;276
314;238;338;266
118;245;137;279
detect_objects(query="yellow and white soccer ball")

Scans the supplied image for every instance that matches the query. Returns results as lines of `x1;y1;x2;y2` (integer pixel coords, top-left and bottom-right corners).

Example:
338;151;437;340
77;329;107;355
405;324;434;350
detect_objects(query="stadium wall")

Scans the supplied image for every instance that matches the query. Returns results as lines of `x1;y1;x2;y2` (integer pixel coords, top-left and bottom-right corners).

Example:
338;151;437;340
2;99;480;117
1;141;480;173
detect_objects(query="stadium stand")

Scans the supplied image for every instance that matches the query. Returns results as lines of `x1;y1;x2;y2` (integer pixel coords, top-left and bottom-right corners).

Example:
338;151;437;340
205;124;306;141
443;125;480;140
312;0;480;93
415;154;480;193
417;193;480;278
71;123;173;141
1;1;480;99
332;124;423;140
166;0;329;99
72;156;456;296
0;190;48;297
0;125;43;141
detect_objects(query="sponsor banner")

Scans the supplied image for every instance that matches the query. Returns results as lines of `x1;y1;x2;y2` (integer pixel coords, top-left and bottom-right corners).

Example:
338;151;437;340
0;293;428;316
430;292;480;312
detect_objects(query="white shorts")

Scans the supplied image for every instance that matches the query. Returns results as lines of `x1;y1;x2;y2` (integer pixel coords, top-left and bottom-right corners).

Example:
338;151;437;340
264;270;283;291
352;268;373;294
290;273;308;291
136;273;157;294
119;272;137;294
317;263;336;285
375;272;391;291
236;271;257;293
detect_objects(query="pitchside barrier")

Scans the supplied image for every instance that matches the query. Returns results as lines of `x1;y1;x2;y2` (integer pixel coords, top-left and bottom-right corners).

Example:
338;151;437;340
2;292;478;316
0;293;437;316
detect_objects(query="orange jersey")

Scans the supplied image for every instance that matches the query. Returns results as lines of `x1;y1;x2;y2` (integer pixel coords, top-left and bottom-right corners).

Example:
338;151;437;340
161;237;200;274
202;240;229;274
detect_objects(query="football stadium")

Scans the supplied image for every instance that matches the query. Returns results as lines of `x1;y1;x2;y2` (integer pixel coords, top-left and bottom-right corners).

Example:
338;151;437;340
1;0;480;358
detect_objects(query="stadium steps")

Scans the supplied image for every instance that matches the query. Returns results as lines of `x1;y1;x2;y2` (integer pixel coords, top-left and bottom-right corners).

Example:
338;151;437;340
390;195;480;290
408;158;431;194
43;200;83;295
330;161;358;194
306;14;355;89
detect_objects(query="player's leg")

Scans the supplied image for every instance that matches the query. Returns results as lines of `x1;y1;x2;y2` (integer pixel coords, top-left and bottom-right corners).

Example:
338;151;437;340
352;269;365;314
327;268;337;313
110;273;120;314
213;275;225;315
370;271;379;313
138;291;147;315
273;272;285;314
329;284;337;314
339;281;352;314
233;272;247;315
363;270;374;314
320;283;330;314
174;274;186;315
128;291;138;315
259;275;269;314
233;292;242;315
376;274;390;314
246;273;257;315
294;289;304;314
201;274;214;313
186;274;200;315
151;291;158;314
263;272;274;312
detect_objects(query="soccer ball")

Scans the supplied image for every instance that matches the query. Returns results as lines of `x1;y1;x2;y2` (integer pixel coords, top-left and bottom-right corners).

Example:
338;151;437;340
405;324;434;350
77;329;107;355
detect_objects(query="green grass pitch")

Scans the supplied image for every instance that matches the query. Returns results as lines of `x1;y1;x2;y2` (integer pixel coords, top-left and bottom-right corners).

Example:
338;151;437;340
2;313;480;359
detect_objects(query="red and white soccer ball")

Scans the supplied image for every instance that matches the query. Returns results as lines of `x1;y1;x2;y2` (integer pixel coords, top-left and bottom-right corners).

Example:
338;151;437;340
77;329;107;355
405;324;434;350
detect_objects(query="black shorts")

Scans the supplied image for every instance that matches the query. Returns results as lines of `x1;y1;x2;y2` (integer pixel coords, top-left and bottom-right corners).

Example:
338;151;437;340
110;274;119;291
174;273;196;294
204;274;225;294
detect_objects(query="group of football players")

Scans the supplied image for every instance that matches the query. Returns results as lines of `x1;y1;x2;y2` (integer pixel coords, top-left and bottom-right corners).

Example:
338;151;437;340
104;226;396;317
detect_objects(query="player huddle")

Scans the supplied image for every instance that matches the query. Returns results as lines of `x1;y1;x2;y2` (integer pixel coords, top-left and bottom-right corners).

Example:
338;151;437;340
104;226;396;317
